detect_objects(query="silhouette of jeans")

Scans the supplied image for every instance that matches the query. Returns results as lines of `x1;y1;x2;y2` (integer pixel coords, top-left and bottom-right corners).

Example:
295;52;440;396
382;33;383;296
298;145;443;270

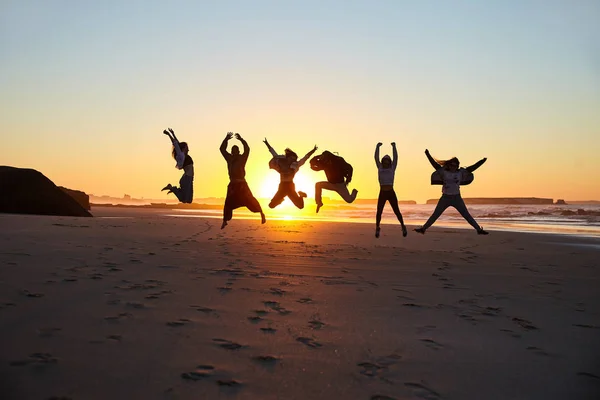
422;194;480;230
315;182;356;205
376;188;405;227
269;182;304;209
171;174;193;204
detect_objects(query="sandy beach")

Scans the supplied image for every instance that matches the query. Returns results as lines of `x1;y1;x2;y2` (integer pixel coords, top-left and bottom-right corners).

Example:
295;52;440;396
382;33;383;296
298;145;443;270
1;207;599;400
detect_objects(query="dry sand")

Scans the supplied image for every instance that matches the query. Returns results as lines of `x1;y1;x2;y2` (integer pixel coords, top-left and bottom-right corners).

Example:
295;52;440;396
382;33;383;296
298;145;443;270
1;207;599;400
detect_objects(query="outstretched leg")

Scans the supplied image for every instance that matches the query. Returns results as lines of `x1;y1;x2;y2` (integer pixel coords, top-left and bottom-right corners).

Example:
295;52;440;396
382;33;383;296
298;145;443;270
387;190;407;237
415;195;451;234
269;184;288;209
288;183;305;209
335;183;357;203
452;196;487;234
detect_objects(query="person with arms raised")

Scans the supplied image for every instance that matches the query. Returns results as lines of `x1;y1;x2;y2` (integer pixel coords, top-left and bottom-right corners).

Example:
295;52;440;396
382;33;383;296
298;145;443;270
220;132;266;229
264;138;317;210
374;142;407;238
414;149;488;235
161;128;194;204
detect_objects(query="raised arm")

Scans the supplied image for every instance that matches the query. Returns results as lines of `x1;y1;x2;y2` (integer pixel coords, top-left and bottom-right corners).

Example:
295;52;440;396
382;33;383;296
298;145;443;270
220;132;233;159
466;157;487;172
164;128;184;169
425;149;441;170
263;138;279;158
298;145;318;167
391;142;398;169
235;133;250;156
374;143;382;168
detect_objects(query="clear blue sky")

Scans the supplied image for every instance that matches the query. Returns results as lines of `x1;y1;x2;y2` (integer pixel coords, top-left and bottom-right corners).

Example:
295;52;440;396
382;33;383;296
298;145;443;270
1;0;599;201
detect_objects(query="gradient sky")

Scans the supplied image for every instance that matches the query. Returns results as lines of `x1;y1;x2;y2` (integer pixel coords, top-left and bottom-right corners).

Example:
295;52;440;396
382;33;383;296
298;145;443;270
1;0;599;203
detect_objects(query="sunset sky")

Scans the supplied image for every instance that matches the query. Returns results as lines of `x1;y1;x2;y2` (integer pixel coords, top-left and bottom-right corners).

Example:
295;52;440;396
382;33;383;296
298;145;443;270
1;1;599;203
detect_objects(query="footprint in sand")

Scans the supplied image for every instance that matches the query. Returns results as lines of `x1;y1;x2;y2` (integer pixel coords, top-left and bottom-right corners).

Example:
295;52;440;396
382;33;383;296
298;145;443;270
126;302;147;309
420;339;444;351
512;317;539;331
297;298;313;304
296;337;322;348
247;316;263;323
572;323;600;330
218;287;233;293
404;382;441;400
370;396;397;400
308;317;325;330
526;346;552;357
253;355;279;365
166;318;191;327
260;327;277;334
402;303;427;308
269;288;286;296
104;312;134;323
358;362;385;377
213;338;244;350
263;301;291;315
10;352;59;367
577;372;600;380
181;365;215;381
20;289;44;298
499;329;521;338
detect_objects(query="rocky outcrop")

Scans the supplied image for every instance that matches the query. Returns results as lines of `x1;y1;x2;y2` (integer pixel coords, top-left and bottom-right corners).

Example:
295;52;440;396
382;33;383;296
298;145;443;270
0;166;92;217
426;197;554;205
59;187;91;210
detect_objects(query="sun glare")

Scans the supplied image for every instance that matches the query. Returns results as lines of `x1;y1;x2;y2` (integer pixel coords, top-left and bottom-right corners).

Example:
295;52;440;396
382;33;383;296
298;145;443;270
259;171;315;200
257;171;317;220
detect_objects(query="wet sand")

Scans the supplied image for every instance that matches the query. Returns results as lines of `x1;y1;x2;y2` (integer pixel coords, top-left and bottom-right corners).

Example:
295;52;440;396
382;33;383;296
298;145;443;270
1;207;599;399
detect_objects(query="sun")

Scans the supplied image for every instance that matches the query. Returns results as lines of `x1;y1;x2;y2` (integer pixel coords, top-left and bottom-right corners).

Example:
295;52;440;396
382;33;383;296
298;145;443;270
259;171;315;200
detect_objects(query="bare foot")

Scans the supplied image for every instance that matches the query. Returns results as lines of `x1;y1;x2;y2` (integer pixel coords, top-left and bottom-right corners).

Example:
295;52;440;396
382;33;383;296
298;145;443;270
261;213;266;224
316;203;323;213
221;221;228;229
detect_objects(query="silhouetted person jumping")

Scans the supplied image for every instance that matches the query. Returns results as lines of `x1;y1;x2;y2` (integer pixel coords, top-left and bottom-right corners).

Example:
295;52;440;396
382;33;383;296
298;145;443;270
374;142;407;238
220;132;265;229
161;128;194;204
414;149;488;235
264;138;317;209
310;150;358;213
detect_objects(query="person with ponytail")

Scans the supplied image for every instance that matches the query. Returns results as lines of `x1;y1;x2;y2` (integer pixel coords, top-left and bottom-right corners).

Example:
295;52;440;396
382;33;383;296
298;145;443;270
414;149;488;235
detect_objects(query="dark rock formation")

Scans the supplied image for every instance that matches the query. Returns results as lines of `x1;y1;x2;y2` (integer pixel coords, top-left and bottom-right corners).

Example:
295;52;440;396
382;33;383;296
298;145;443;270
59;186;91;210
555;199;567;205
426;197;554;205
0;166;92;217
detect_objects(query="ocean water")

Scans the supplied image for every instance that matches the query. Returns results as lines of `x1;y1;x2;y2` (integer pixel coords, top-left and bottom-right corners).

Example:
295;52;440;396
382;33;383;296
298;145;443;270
166;202;600;238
